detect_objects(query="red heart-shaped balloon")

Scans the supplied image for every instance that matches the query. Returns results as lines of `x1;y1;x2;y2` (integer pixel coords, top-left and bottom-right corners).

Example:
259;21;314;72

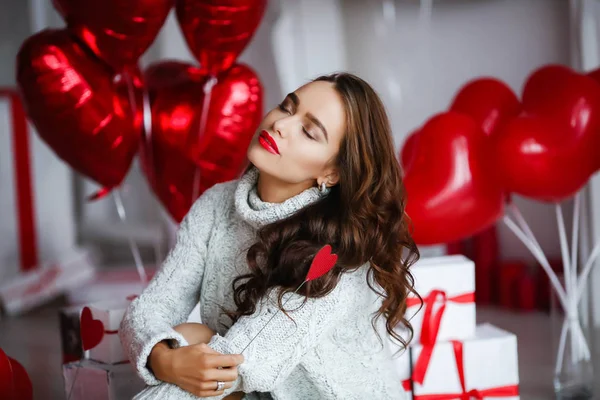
0;348;33;400
404;112;504;245
52;0;173;71
142;61;263;222
176;0;267;75
521;64;600;176
450;77;521;136
80;307;105;351
491;115;592;202
16;29;142;189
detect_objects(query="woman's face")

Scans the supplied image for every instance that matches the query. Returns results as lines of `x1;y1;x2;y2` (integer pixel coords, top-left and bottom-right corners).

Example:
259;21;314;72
247;80;346;187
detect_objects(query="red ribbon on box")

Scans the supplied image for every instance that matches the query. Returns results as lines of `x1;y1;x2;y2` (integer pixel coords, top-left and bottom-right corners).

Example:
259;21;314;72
413;340;519;399
0;89;37;272
406;290;475;384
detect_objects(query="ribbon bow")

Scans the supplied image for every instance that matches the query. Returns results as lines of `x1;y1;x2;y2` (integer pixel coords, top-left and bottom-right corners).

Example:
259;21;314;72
407;289;475;384
413;340;519;399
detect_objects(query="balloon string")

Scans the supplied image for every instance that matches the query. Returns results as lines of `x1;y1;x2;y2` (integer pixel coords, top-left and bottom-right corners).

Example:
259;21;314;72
142;86;155;189
113;188;147;284
192;76;218;203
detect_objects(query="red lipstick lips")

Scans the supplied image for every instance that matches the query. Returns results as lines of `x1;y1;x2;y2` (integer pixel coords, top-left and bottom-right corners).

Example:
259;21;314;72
258;130;279;155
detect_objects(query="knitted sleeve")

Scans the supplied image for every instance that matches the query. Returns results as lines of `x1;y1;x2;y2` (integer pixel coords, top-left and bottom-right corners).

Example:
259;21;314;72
119;184;224;386
206;270;361;397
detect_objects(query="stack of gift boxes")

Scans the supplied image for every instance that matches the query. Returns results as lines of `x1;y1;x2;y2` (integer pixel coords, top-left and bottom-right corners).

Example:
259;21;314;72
61;298;147;400
390;255;520;399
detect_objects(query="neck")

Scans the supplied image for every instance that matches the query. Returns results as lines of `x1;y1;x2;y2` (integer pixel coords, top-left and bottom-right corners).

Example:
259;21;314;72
256;171;314;203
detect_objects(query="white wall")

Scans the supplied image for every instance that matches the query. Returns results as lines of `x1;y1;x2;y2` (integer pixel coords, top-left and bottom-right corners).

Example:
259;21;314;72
343;0;572;262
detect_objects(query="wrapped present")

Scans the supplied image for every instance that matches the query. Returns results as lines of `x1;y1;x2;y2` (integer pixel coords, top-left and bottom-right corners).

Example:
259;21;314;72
411;324;519;398
59;305;84;364
81;299;133;364
63;359;145;400
0;89;76;278
405;255;476;343
80;295;203;364
0;248;95;315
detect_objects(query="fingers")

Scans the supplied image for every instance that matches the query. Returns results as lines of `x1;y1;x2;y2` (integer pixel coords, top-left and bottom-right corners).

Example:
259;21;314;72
189;381;234;398
202;366;239;382
205;353;244;368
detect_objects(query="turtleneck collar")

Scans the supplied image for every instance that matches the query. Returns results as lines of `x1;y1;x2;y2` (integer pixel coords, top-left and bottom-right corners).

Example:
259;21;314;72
234;166;329;229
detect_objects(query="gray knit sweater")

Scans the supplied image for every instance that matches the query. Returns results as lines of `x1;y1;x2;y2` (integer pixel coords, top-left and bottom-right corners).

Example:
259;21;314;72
120;167;408;400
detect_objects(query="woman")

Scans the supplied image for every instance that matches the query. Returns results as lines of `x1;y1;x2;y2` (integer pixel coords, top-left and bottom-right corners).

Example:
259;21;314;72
120;73;419;400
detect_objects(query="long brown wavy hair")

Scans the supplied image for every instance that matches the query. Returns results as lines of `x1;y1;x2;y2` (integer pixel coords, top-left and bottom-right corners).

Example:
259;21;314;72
226;73;420;349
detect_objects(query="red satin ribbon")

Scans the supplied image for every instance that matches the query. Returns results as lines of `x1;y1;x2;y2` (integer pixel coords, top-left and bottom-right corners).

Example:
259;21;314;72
407;290;475;384
23;265;60;296
402;379;412;392
1;90;38;271
413;340;519;399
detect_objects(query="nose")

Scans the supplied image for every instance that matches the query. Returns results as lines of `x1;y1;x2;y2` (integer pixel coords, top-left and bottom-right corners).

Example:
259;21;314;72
273;118;288;138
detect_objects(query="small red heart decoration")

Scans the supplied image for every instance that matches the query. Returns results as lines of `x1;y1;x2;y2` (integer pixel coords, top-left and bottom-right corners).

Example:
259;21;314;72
404;112;504;245
80;307;104;351
306;245;338;282
141;61;263;222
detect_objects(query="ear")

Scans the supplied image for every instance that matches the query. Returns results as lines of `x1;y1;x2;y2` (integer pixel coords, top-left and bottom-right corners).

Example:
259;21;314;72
320;167;340;187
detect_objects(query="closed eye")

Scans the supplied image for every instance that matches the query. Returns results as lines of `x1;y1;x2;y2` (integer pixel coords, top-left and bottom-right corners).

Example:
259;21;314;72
302;127;315;140
278;103;291;114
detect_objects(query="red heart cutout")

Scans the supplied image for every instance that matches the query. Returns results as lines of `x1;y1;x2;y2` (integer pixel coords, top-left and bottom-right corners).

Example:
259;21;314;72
176;0;267;75
0;349;33;400
16;29;142;189
80;307;105;351
491;115;592;202
52;0;173;71
404;112;504;245
141;61;263;222
306;245;338;282
450;77;521;136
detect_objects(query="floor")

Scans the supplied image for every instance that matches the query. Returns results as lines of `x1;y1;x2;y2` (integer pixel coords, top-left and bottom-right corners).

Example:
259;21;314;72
0;299;598;399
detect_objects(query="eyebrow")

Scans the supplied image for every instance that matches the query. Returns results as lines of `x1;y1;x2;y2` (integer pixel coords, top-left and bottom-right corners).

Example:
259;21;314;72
286;92;329;143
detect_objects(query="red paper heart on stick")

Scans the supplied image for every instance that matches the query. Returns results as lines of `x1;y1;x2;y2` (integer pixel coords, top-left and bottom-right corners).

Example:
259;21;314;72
80;307;104;351
306;245;338;282
142;61;263;222
53;0;174;71
404;112;504;245
176;0;267;75
16;29;142;189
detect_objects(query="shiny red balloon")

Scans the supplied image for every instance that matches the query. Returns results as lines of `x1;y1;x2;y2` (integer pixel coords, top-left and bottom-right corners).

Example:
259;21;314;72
143;61;263;222
53;0;173;71
176;0;267;75
404;112;504;245
0;349;33;400
522;65;600;174
400;130;419;171
491;115;592;202
17;29;142;188
450;77;521;136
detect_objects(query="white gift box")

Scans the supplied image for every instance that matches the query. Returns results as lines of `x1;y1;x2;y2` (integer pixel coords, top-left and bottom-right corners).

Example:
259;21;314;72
63;359;145;400
405;255;476;344
0;90;76;281
82;299;133;364
81;295;203;364
411;323;520;399
0;248;95;315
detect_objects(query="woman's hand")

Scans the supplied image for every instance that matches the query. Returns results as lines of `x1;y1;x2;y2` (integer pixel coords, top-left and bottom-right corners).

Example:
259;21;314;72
150;342;244;398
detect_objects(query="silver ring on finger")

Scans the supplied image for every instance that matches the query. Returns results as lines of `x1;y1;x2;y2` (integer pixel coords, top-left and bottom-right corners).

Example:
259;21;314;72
216;381;225;391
